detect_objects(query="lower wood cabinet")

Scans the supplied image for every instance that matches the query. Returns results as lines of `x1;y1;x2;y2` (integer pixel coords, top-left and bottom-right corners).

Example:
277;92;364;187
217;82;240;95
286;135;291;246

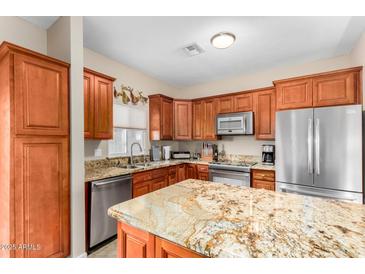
133;181;151;198
252;169;275;191
186;164;196;179
196;164;209;180
117;221;204;258
177;164;186;182
168;166;177;185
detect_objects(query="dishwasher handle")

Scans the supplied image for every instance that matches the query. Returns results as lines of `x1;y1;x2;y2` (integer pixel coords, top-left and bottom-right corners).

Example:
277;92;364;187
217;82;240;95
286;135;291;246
92;175;132;188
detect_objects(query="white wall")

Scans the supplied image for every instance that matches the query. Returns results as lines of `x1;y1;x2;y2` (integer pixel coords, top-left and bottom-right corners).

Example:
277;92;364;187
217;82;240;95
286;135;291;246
0;17;47;54
47;16;86;258
84;48;180;159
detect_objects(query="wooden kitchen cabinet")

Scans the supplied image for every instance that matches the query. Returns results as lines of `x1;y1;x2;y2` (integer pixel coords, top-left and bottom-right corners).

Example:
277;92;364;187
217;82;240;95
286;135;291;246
275;78;313;110
233;93;253;112
168;166;178;185
117;222;155;258
186;164;197;179
133;181;151;198
177;164;186;182
275;67;362;110
155;237;203;258
174;100;192;140
0;42;70;258
252;170;275;191
253;88;276;140
196;165;209;181
117;221;204;258
132;167;168;198
203;99;218;140
313;70;360;107
149;94;173;140
217;96;234;113
84;68;115;139
192;100;204;140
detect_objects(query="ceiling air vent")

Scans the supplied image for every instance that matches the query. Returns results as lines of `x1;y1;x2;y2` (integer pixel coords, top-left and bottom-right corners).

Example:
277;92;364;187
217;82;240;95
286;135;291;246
183;43;204;57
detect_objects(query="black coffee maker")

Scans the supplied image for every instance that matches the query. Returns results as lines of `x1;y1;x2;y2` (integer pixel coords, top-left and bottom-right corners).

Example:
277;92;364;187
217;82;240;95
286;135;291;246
262;144;275;165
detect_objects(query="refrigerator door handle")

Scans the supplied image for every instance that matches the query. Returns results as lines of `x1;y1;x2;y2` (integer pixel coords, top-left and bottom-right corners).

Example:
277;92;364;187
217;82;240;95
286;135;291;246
307;118;313;174
243;116;246;134
315;118;320;175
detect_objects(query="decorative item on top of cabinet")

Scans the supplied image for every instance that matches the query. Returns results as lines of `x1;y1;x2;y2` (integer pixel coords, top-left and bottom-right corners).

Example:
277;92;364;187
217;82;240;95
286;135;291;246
253;87;276;140
149;94;173;140
274;67;362;110
217;96;234;113
173;100;192;140
252;169;275;191
84;68;116;139
233;92;253;112
0;42;70;258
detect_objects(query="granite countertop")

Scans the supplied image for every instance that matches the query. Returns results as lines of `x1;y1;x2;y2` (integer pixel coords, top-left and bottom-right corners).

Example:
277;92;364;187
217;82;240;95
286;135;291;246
108;179;365;258
85;160;210;182
251;163;275;171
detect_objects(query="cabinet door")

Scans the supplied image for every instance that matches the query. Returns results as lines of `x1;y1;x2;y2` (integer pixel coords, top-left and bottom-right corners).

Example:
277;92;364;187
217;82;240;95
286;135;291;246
117;222;155;258
14;54;69;136
217;96;234;113
94;76;113;139
203;99;217;140
313;71;358;107
155;237;203;258
150;177;168;192
84;71;94;138
161;97;173;140
14;137;69;258
186;164;196;179
192;100;204;140
174;100;192;140
252;180;275;191
197;172;209;181
234;93;253;112
254;88;276;140
276;78;313;110
177;164;186;182
133;181;151;198
168;166;177;185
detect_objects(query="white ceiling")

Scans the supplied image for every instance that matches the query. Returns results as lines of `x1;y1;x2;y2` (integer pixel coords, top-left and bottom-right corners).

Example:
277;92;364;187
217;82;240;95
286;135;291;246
20;16;365;87
20;16;59;29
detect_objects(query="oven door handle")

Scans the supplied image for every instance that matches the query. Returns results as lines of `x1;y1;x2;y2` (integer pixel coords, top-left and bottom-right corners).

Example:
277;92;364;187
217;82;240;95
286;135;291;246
209;169;250;177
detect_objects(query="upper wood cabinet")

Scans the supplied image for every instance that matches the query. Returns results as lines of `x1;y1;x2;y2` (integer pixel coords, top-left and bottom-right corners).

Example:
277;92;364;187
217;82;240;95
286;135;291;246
84;68;115;139
14;53;69;136
253;88;276;140
275;78;313;110
0;42;70;258
313;70;359;107
203;99;218;140
192;100;204;140
173;100;192;140
149;94;173;140
275;67;362;110
217;96;234;113
234;93;253;112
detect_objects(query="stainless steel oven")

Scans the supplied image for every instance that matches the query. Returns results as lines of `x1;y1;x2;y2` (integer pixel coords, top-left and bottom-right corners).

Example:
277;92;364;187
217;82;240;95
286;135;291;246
216;112;253;135
209;167;251;187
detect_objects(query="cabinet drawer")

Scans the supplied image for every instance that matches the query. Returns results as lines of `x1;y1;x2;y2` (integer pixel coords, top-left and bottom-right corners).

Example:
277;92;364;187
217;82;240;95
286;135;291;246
133;171;152;183
252;179;275;191
151;167;168;179
196;164;208;172
252;170;275;182
132;181;150;198
150;177;168;192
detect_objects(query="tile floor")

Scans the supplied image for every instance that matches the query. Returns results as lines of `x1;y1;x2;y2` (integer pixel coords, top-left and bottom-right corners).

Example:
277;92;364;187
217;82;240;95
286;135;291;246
88;240;117;258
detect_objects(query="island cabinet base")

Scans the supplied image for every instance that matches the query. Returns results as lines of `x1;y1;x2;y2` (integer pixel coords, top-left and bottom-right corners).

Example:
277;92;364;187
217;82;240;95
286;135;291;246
117;222;204;258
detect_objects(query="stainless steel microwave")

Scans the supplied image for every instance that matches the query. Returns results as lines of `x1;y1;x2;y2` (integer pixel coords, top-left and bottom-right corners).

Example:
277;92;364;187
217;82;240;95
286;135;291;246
216;112;253;135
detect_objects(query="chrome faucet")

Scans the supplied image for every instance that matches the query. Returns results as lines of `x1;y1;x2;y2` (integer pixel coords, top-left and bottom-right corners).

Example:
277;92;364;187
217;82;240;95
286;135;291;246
130;142;145;166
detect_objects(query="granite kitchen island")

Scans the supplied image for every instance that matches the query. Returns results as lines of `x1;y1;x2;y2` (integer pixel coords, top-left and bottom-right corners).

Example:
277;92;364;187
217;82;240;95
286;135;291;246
108;179;365;258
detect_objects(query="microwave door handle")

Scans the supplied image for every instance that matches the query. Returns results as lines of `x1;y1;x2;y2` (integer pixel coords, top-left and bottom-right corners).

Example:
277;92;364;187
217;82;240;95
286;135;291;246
243;116;246;134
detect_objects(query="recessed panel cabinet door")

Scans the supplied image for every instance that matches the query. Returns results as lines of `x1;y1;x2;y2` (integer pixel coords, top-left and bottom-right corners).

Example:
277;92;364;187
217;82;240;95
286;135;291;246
313;72;358;107
94;76;113;139
174;100;192;140
217;96;234;113
234;93;253;112
276;78;313;110
192;100;204;140
14;137;70;258
254;88;275;140
14;54;69;136
84;72;94;138
203;99;217;140
161;98;173;140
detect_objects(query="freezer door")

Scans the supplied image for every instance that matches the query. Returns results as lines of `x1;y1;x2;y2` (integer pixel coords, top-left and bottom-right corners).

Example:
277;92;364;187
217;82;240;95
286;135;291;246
276;108;314;186
313;105;362;192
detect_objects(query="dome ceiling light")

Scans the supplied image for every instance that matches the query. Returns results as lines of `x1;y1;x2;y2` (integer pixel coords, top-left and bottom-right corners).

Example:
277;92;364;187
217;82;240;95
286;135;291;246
210;32;236;49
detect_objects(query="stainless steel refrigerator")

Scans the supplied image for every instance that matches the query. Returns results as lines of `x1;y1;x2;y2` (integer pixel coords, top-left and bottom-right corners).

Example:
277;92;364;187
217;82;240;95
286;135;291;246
275;104;363;203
